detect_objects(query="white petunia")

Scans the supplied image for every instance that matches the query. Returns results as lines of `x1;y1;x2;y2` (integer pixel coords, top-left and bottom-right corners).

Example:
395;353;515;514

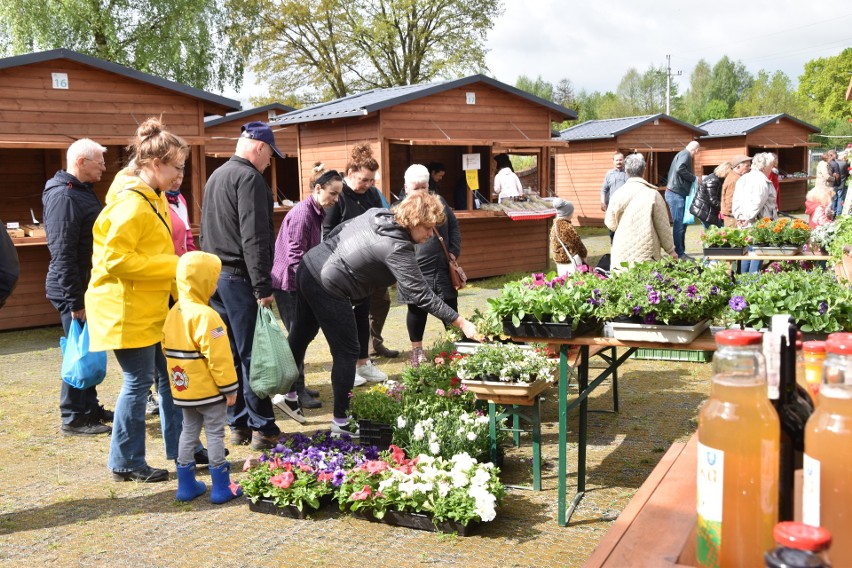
397;416;407;428
466;431;477;441
429;442;441;455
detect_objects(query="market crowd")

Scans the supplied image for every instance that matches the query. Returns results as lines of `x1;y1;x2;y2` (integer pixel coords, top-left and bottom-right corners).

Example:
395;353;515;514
35;119;477;495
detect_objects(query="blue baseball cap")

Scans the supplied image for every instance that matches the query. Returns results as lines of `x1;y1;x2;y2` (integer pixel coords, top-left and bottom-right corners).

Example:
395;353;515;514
240;121;284;158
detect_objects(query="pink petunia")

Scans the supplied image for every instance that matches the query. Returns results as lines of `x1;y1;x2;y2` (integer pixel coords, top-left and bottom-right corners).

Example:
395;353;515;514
434;357;445;365
390;445;406;465
317;472;335;483
363;460;390;474
229;481;242;495
270;471;295;489
298;462;313;472
242;457;255;472
350;485;373;501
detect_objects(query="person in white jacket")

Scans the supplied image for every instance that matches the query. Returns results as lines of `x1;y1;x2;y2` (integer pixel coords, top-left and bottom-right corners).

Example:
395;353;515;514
493;154;523;202
732;152;777;273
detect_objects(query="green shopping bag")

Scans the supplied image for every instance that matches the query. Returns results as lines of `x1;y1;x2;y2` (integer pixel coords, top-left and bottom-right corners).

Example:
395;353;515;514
249;305;298;398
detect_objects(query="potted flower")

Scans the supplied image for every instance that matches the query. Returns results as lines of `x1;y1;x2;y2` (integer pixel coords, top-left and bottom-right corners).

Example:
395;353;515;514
749;217;811;254
725;269;852;334
826;215;852;280
337;445;505;535
700;225;750;256
809;222;838;256
240;431;378;518
451;343;556;401
349;382;406;451
488;270;605;338
597;259;732;343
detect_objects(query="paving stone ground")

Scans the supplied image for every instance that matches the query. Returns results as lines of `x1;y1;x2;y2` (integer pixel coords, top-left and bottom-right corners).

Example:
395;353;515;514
0;225;713;567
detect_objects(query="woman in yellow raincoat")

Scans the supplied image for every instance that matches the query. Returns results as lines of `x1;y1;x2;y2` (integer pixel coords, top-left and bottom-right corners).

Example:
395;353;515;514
85;117;188;483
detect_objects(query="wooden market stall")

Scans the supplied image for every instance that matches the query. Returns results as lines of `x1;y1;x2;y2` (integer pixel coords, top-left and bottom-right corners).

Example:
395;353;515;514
0;49;240;331
553;114;707;227
270;75;576;279
696;114;820;212
204;103;299;231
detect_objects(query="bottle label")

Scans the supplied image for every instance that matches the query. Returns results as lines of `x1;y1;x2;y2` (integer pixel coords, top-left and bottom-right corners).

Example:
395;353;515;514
802;453;820;526
697;441;724;567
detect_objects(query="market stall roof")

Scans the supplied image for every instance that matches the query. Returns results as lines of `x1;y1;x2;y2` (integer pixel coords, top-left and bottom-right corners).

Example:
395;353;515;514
556;114;706;141
270;74;577;126
0;48;241;115
205;102;295;127
698;114;820;139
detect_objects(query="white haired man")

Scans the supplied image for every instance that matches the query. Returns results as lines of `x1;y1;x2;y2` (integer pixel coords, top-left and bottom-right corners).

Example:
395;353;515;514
201;122;284;451
664;141;701;260
43;138;112;435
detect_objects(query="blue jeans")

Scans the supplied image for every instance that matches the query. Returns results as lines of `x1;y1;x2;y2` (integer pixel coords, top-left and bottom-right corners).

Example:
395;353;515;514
665;190;688;257
210;272;279;436
155;347;185;460
700;217;722;229
51;299;100;426
109;344;182;471
288;267;360;419
740;246;763;274
832;186;846;217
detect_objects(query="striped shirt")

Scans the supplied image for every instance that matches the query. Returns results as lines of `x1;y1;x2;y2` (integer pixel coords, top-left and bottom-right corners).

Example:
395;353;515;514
271;195;325;292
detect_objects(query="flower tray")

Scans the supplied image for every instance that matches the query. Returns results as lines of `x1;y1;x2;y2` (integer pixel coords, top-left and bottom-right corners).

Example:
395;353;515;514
752;245;801;256
358;419;394;452
502;319;548;338
351;509;481;536
703;246;747;257
462;377;549;405
246;495;332;519
502;318;597;339
608;319;710;344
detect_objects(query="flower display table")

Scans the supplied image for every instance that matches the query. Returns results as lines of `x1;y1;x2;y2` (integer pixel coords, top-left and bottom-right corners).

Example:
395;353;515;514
511;331;718;526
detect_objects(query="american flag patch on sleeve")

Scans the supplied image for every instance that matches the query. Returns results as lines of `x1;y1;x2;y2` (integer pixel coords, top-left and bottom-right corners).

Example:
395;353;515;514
210;327;226;339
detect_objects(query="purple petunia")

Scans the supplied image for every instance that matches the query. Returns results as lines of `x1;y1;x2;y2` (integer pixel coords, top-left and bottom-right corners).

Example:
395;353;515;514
819;301;828;315
665;294;675;303
632;306;642;316
644;312;658;325
648;291;661;305
729;296;747;312
710;285;719;296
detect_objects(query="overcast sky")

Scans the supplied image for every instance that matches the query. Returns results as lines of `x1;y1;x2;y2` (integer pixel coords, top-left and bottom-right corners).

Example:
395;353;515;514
225;0;852;105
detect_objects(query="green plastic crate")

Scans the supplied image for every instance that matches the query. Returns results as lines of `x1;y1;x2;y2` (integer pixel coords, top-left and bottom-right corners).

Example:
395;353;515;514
631;348;713;363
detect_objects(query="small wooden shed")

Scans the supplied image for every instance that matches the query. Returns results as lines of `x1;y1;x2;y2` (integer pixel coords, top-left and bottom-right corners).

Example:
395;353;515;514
271;75;576;278
0;49;240;331
696;114;820;212
553;114;706;227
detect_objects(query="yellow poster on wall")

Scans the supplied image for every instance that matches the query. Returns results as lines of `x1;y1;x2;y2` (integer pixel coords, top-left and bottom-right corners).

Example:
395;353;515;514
465;170;479;191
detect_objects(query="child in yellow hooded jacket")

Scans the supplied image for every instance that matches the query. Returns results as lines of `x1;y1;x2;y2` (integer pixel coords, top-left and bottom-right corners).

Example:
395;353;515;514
163;251;242;503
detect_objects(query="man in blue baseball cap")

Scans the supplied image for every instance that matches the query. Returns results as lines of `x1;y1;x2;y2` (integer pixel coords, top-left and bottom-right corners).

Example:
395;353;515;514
200;121;286;451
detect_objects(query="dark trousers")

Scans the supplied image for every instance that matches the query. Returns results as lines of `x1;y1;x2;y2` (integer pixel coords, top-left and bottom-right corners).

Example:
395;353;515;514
288;267;359;419
51;299;100;425
273;288;304;394
406;297;458;343
368;287;391;352
354;299;371;360
210;273;279;436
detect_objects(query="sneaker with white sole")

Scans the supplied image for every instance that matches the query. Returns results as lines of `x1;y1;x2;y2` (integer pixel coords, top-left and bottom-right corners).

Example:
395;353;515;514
330;421;359;438
353;375;367;387
145;391;159;416
271;394;306;424
356;360;387;383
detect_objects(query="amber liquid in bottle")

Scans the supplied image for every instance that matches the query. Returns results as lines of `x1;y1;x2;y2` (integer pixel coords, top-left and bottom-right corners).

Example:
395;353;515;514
698;377;780;567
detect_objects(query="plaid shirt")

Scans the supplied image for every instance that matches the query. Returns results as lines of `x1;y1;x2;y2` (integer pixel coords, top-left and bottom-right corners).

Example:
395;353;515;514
271;196;325;291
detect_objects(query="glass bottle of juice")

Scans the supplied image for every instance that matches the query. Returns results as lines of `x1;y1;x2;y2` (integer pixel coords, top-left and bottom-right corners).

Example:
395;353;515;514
802;341;826;405
698;330;780;568
803;332;852;567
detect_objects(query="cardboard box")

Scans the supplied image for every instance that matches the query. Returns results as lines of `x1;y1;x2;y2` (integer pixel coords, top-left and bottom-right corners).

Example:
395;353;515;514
6;228;24;238
23;225;45;237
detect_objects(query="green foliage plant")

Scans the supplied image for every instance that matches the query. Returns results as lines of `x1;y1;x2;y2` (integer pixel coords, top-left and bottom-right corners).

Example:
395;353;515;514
700;225;750;248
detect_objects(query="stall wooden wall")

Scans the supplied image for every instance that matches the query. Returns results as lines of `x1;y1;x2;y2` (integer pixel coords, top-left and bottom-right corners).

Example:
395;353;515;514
617;121;695;152
206;113;298;158
694;139;745;173
455;214;550;278
2;247;55;330
553;140;617;227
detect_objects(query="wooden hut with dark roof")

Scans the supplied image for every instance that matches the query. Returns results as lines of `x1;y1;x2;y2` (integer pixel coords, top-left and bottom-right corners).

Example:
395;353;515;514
553;114;706;227
271;75;576;278
696;114;820;211
0;49;240;330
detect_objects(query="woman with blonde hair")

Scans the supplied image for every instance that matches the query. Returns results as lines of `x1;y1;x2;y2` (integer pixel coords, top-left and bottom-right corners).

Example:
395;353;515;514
690;162;732;228
86;117;189;482
287;192;479;436
805;184;834;228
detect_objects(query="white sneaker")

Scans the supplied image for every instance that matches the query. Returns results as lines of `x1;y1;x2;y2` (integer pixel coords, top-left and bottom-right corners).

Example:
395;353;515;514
353;375;367;387
271;394;306;424
330;421;360;438
356;360;387;383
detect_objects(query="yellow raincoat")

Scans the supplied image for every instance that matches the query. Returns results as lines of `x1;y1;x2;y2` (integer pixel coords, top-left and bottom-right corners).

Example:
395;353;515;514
85;169;178;350
163;251;238;406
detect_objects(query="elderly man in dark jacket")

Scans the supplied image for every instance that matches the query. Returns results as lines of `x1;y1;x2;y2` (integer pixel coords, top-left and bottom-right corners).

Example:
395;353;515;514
43;138;112;435
665;141;701;260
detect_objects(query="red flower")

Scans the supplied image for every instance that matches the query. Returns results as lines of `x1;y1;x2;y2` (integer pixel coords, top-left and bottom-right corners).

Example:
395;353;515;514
389;445;406;465
350;485;373;501
362;460;390;474
298;462;313;472
270;472;295;489
229;481;241;495
317;472;335;483
450;377;460;387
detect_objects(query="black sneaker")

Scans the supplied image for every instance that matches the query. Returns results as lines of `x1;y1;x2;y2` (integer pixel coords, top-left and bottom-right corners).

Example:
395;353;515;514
272;394;306;424
298;389;322;409
112;465;168;483
92;405;114;423
61;421;111;436
193;447;230;466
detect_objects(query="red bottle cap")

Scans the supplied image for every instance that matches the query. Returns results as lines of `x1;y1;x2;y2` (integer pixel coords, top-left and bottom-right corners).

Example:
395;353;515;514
796;340;803;351
803;341;826;354
826;333;852;355
715;329;763;346
773;522;832;552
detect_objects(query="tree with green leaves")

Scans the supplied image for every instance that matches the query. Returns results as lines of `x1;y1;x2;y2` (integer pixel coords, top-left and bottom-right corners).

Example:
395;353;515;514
515;75;554;101
734;70;813;120
708;56;753;116
231;0;503;104
798;48;852;129
679;59;713;124
0;0;244;92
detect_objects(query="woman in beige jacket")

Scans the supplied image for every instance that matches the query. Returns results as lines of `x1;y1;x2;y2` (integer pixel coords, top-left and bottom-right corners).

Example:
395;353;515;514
605;153;678;271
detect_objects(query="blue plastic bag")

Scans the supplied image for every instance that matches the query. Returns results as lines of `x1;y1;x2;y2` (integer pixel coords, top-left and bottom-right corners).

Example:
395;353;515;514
683;179;697;225
60;320;107;390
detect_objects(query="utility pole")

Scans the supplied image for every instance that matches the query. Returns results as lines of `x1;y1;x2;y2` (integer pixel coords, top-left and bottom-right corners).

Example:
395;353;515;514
665;54;681;115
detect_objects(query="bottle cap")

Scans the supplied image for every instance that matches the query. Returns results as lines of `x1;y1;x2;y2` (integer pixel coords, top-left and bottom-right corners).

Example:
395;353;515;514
773;521;832;551
796;340;803;350
825;333;852;355
803;341;826;354
715;329;763;346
